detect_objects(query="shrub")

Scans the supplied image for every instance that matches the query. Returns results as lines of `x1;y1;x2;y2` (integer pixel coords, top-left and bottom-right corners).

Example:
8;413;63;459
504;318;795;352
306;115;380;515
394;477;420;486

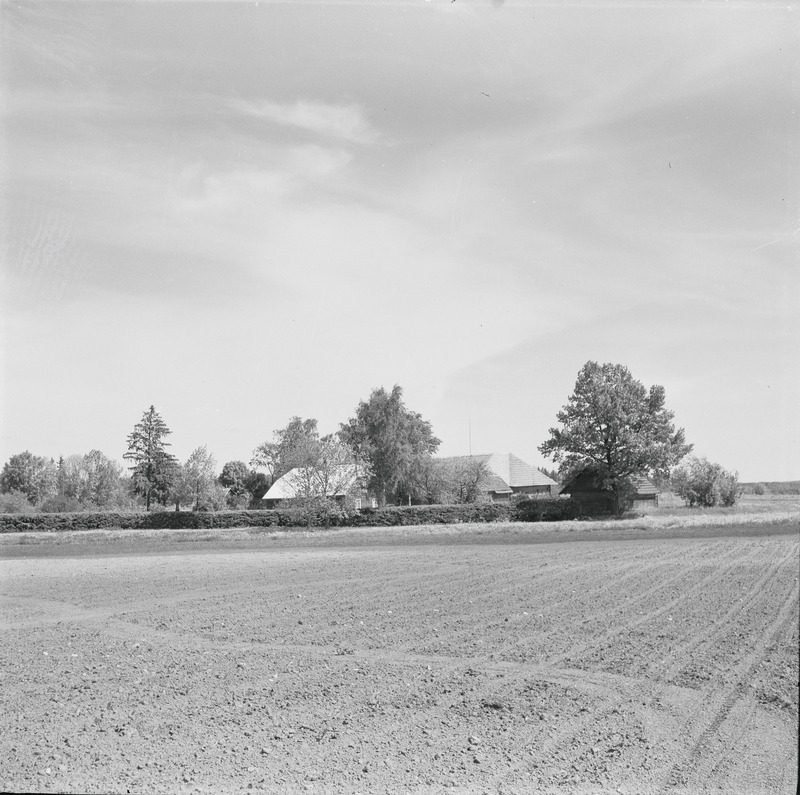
39;495;84;513
512;498;581;522
671;457;741;507
0;490;37;514
717;469;740;507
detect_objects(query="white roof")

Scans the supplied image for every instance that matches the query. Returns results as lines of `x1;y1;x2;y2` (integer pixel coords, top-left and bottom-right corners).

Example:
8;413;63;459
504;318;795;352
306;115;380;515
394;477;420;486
262;465;361;500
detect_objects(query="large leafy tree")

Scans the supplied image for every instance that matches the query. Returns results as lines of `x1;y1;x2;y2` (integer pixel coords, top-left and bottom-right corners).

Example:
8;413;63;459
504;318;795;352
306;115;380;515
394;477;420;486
339;385;440;506
539;362;692;513
0;451;57;506
123;405;178;511
251;417;320;483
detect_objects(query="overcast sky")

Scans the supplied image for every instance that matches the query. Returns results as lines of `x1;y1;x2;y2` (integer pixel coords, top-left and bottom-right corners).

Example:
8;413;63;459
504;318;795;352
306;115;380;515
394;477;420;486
2;0;798;482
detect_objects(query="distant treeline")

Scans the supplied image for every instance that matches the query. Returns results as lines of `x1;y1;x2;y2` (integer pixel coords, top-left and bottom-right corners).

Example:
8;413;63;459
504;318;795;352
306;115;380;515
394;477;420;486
740;481;800;495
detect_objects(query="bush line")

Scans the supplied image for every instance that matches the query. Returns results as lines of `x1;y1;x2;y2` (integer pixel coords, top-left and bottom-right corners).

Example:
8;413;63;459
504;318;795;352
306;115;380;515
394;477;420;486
0;498;581;533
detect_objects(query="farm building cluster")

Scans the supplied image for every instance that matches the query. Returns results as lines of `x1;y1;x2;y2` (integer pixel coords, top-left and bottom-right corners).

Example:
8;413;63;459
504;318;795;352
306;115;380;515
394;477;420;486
262;452;659;514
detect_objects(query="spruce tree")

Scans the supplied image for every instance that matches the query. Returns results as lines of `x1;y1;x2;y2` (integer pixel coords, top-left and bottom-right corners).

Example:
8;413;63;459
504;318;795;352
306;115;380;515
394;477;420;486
124;405;177;511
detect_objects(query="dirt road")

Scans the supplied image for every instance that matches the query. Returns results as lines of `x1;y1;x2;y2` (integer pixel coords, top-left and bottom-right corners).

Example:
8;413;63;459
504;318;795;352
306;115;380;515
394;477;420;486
1;526;797;794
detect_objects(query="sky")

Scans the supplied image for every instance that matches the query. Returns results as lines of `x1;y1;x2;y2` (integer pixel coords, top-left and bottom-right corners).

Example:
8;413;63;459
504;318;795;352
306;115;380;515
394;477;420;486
1;0;798;483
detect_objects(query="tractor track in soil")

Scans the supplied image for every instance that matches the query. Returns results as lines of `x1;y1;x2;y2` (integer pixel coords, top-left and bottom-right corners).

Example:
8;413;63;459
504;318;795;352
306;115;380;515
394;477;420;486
525;541;798;793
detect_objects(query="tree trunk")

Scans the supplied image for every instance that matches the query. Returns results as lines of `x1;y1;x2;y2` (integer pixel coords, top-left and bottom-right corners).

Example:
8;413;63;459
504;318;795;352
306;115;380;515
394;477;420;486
612;484;624;516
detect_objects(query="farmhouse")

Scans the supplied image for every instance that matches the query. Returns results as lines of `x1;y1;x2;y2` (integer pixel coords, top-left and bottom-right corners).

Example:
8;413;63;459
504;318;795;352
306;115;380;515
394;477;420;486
261;465;375;510
436;453;559;502
560;467;659;514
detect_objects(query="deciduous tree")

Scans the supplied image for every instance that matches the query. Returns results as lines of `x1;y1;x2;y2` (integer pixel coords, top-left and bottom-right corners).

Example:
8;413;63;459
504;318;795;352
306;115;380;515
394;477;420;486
123;405;178;511
411;457;490;505
283;435;363;525
253;418;363;514
55;450;126;509
173;446;222;511
283;434;362;502
444;457;490;504
251;417;320;483
339;385;440;506
0;451;57;506
219;460;255;508
539;362;691;514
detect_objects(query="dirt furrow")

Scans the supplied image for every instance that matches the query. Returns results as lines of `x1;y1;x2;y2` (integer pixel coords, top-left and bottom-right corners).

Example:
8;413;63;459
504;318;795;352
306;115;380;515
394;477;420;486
649;541;795;685
661;576;799;792
544;541;766;669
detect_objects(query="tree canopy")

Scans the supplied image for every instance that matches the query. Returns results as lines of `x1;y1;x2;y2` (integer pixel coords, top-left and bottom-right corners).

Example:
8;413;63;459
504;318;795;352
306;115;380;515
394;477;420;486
539;362;691;512
123;405;178;511
251;417;321;483
339;385;440;506
282;434;361;500
218;460;268;508
53;450;127;511
0;451;57;506
173;445;223;511
412;457;489;505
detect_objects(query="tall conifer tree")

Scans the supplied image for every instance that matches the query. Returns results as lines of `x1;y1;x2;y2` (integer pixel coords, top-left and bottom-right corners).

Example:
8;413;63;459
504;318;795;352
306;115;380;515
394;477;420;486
124;405;177;510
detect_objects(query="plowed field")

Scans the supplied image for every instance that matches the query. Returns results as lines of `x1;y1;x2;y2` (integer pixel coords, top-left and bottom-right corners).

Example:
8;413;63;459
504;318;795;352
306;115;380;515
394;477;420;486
1;526;798;794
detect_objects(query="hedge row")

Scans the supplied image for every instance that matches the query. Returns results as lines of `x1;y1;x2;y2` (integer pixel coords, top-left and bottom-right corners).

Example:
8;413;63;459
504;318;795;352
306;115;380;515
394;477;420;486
0;509;293;533
513;498;582;522
343;503;513;526
0;498;579;534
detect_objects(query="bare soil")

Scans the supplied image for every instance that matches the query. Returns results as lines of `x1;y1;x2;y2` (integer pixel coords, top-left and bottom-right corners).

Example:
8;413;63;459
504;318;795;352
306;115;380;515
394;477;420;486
1;523;798;794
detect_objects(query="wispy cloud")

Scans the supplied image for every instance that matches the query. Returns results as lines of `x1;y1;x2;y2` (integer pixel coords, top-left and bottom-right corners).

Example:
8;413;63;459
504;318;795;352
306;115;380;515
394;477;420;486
230;98;380;144
3;2;797;481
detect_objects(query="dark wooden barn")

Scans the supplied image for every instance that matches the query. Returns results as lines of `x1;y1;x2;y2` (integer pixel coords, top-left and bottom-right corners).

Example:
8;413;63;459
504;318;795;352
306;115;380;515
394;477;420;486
560;468;659;514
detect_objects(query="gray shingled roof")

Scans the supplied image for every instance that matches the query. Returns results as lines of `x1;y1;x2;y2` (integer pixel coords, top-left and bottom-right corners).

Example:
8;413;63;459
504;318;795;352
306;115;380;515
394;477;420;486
629;474;659;495
434;453;558;492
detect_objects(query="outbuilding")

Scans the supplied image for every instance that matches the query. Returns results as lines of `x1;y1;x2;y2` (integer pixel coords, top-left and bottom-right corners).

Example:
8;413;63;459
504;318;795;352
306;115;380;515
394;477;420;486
560;468;659;514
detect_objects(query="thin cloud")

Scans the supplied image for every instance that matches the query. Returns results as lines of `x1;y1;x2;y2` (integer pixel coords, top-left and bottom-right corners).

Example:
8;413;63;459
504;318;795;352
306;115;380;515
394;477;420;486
230;98;380;144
